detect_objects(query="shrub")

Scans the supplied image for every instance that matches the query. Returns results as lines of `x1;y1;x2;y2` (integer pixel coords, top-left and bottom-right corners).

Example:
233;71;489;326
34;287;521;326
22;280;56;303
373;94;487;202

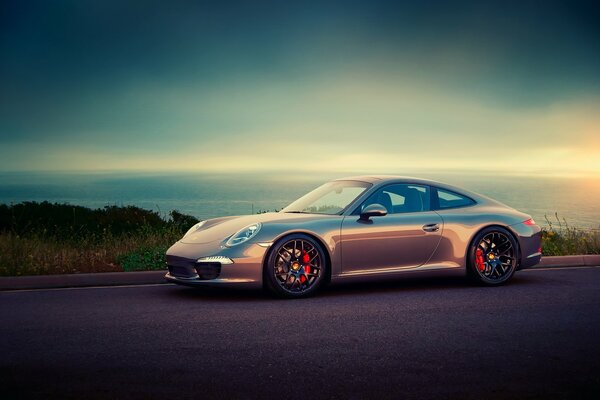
169;210;200;231
0;201;170;239
541;213;600;256
117;246;168;272
0;202;199;276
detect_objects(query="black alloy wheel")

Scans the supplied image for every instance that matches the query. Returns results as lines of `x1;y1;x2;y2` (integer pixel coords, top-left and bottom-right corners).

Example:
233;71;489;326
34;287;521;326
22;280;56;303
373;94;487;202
264;234;327;298
469;227;518;285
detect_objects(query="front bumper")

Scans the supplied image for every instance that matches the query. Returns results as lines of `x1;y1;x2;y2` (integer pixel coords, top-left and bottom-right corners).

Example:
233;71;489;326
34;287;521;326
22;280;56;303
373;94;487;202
164;272;261;288
164;241;267;289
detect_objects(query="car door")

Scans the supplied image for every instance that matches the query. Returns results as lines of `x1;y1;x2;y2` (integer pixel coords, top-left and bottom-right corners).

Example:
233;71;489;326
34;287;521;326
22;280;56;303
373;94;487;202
340;183;443;274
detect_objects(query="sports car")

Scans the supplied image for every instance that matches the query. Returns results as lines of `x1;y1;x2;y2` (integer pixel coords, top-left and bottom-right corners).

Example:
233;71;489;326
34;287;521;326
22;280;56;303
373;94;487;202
165;176;542;298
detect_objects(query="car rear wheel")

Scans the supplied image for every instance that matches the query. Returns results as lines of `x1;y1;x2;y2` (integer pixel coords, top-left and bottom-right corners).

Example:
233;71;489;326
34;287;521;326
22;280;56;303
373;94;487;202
468;227;518;285
264;234;327;298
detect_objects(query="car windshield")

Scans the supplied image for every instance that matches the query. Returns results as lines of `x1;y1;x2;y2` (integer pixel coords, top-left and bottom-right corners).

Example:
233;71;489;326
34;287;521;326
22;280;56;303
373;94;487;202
281;180;371;215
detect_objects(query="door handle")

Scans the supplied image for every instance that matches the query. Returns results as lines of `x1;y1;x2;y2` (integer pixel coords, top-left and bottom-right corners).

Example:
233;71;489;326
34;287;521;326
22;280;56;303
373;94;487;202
422;223;440;232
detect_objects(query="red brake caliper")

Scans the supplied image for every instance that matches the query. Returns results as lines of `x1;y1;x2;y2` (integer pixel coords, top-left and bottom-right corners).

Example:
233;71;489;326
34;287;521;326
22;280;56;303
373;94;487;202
300;251;311;282
475;249;485;272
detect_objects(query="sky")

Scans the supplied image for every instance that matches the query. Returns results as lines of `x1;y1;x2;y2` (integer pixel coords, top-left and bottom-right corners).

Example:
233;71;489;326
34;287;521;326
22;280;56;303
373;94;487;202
1;0;599;176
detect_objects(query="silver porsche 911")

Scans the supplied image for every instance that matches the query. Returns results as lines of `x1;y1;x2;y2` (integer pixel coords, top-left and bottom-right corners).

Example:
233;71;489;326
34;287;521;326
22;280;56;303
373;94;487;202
165;176;542;298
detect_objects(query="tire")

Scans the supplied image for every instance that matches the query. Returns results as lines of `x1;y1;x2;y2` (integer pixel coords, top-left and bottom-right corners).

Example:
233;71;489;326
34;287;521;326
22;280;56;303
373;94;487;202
264;233;328;298
467;226;518;285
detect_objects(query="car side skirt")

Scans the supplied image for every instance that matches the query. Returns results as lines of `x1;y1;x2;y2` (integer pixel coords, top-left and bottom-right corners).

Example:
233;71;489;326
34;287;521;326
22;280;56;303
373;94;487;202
331;264;465;284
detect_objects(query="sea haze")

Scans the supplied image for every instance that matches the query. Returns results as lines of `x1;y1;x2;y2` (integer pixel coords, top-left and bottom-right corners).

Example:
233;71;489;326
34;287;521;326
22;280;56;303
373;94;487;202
0;172;598;229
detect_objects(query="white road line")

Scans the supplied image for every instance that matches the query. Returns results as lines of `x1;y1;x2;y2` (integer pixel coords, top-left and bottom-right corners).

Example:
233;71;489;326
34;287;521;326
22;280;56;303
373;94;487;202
0;283;170;294
522;265;600;272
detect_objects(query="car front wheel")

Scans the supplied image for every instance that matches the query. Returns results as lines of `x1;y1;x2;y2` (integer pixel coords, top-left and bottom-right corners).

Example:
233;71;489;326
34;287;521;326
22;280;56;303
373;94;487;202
264;234;327;298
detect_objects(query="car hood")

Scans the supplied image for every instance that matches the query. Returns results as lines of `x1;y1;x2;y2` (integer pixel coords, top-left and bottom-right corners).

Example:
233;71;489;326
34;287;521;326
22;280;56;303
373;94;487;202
179;212;329;244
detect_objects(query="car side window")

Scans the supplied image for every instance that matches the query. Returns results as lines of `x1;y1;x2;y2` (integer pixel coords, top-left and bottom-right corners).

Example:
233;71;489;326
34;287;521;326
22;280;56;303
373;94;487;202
434;188;475;209
359;184;430;214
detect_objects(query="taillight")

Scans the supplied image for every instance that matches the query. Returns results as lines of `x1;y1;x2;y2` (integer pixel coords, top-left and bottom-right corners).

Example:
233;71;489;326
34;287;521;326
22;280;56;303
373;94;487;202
523;218;536;226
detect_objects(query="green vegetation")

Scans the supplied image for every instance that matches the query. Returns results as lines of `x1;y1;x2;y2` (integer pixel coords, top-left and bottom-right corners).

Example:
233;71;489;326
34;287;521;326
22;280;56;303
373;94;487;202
0;202;198;276
541;213;600;256
0;203;598;276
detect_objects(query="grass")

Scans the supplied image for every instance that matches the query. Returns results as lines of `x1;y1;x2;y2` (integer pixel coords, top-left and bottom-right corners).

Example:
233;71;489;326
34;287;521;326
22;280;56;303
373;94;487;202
0;203;598;276
541;213;600;256
0;202;198;276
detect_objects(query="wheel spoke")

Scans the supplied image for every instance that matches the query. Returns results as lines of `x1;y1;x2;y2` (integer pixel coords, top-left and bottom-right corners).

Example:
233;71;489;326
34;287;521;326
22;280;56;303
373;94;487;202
496;241;511;253
286;275;296;289
281;247;293;258
495;265;503;277
499;256;513;263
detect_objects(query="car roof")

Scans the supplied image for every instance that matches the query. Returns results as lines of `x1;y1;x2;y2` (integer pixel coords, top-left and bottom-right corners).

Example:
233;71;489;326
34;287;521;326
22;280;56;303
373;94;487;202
335;175;439;185
334;175;508;208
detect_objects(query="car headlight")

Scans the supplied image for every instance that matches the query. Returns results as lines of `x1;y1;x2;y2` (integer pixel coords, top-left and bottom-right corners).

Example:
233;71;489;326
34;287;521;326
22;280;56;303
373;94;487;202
225;223;262;247
183;220;206;238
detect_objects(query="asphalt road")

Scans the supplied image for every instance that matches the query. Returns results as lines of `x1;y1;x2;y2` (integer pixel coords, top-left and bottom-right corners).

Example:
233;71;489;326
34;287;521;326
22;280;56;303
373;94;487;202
1;267;599;400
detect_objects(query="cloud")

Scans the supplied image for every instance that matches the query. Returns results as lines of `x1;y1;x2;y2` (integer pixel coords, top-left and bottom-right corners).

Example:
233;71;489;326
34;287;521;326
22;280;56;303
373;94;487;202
0;0;599;175
3;74;597;176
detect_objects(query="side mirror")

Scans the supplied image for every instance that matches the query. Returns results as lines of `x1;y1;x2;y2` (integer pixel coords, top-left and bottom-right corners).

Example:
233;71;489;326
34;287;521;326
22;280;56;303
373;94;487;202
359;203;388;221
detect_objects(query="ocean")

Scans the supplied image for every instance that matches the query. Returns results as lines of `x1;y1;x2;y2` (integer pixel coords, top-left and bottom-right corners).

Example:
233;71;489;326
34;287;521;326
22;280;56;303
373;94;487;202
0;171;598;230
